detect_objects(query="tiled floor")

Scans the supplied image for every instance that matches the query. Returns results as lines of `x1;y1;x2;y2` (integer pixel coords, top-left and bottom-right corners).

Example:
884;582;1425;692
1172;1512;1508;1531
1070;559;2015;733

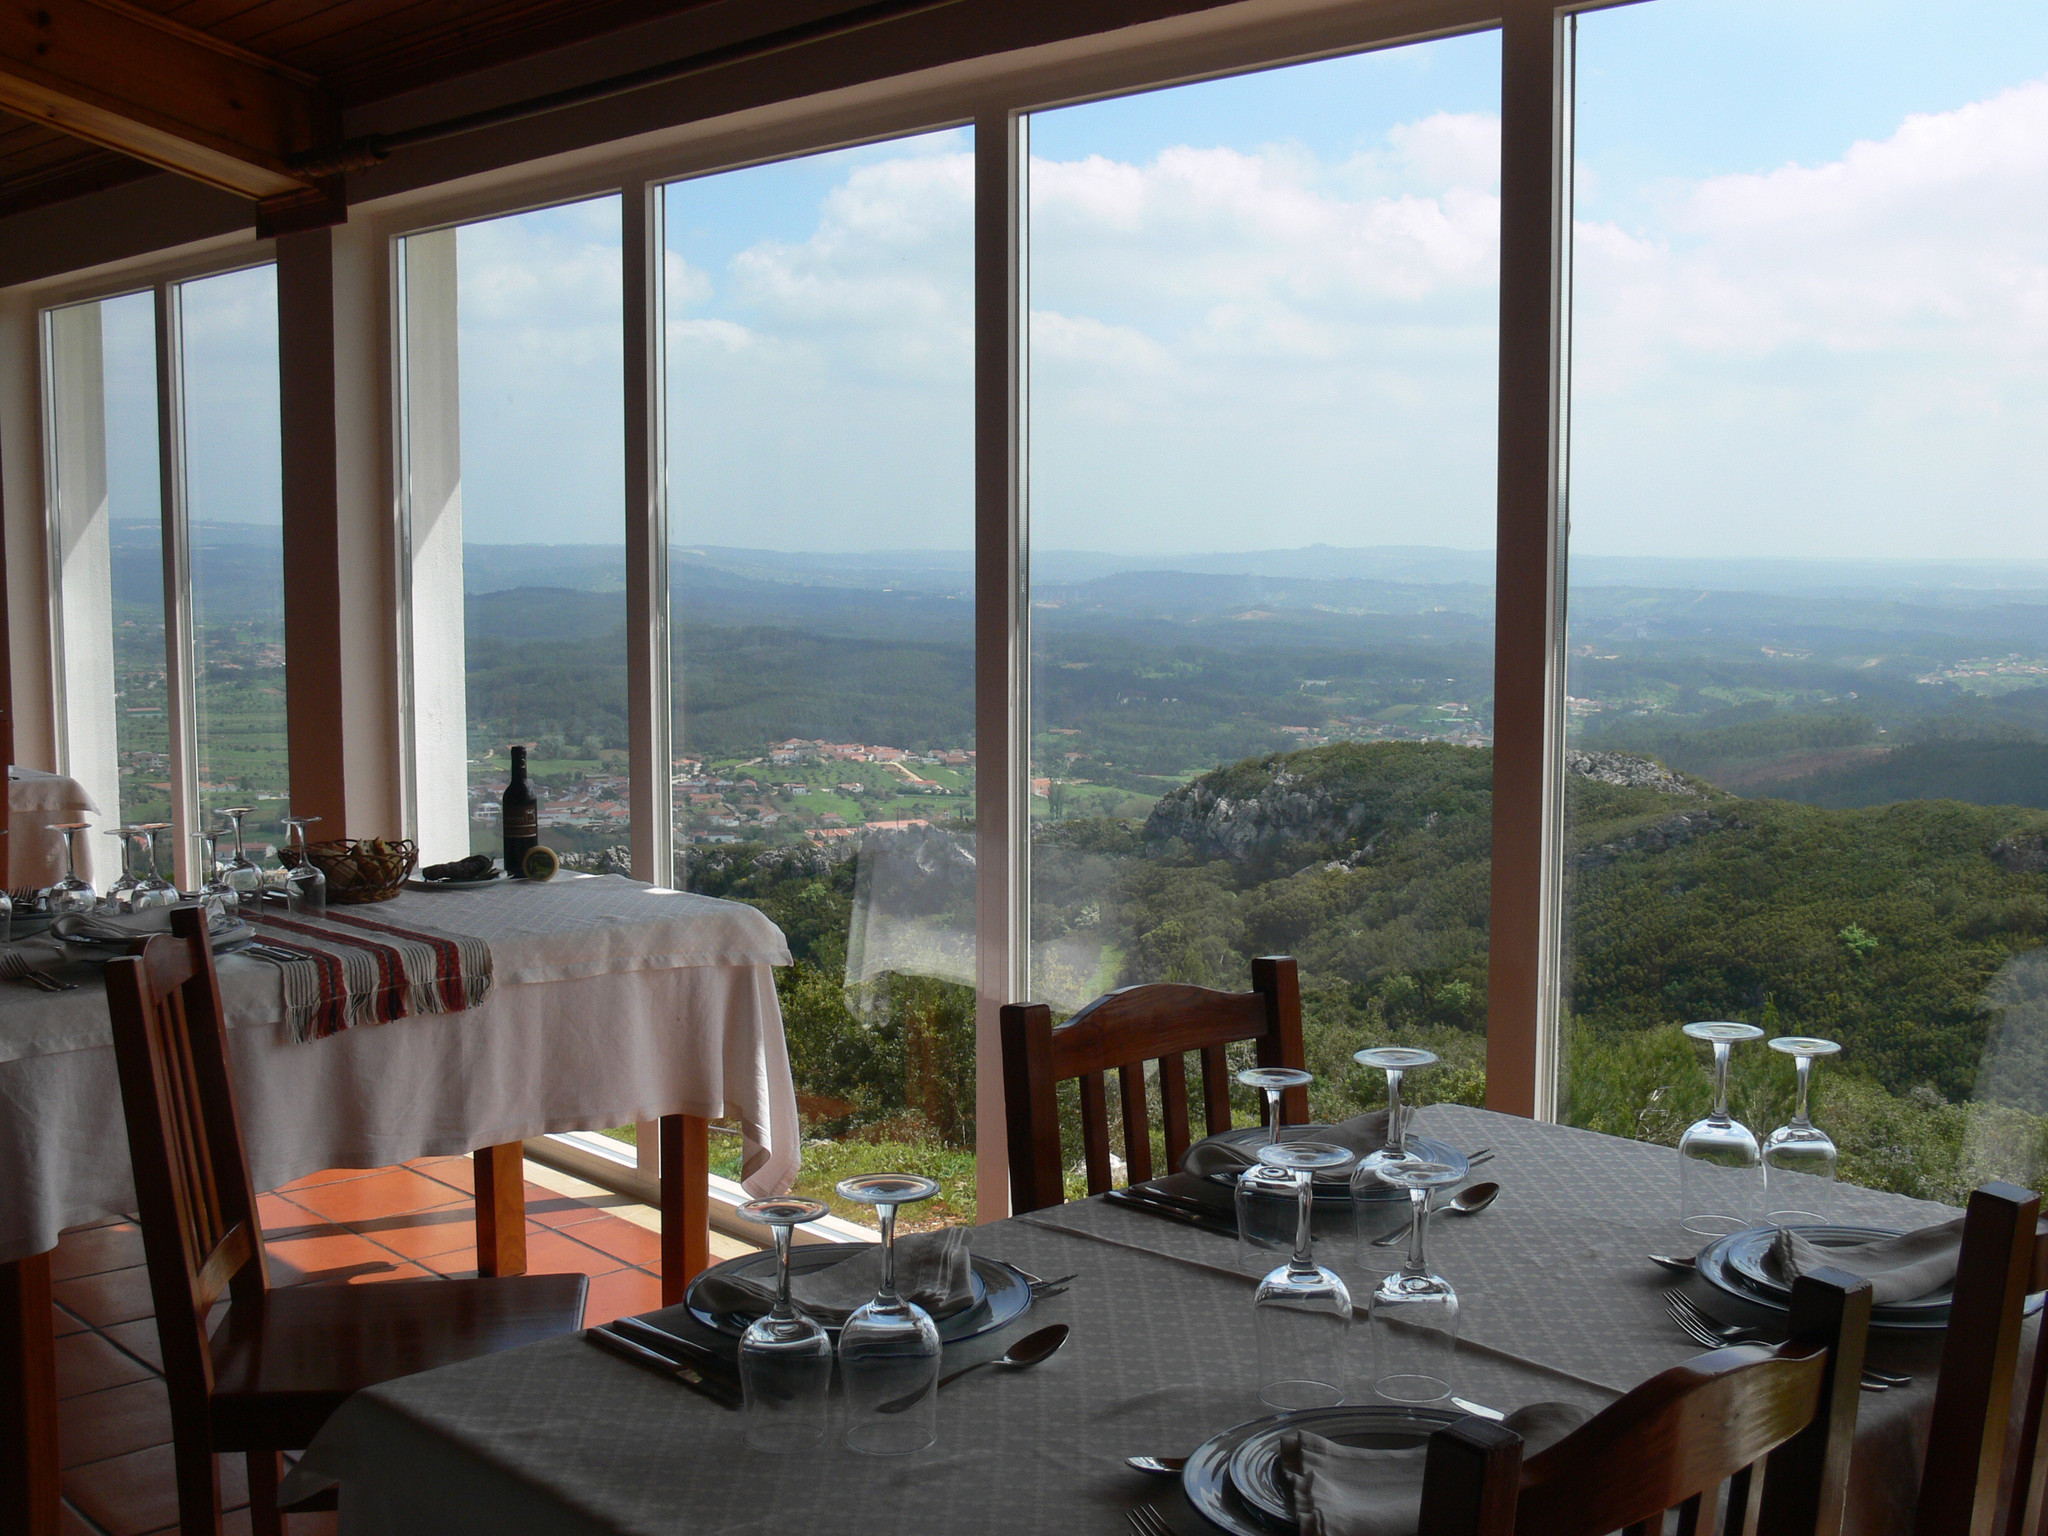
53;1154;748;1535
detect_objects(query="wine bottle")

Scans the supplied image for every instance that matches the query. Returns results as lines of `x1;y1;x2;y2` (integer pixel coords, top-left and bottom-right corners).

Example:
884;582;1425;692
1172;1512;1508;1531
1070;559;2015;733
502;745;539;875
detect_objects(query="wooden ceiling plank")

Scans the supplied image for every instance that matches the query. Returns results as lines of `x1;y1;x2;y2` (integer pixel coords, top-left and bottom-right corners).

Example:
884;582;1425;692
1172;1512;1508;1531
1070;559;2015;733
241;0;519;66
0;0;331;198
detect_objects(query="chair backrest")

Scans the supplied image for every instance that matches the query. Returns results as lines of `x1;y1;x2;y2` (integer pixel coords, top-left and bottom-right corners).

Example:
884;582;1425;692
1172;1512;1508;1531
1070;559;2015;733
1419;1270;1873;1536
999;954;1305;1214
105;906;269;1418
1907;1183;2047;1536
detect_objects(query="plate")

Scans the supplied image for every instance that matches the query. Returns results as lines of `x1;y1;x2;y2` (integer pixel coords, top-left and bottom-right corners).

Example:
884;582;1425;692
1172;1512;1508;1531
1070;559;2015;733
6;911;56;937
683;1243;1031;1347
1224;1403;1464;1526
61;916;254;962
1183;1413;1294;1535
1195;1130;1469;1202
404;874;505;891
1694;1229;1963;1332
1722;1225;1953;1315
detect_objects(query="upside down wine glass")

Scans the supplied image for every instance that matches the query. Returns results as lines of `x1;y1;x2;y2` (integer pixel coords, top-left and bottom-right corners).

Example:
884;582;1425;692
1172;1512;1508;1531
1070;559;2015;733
1253;1141;1356;1409
1764;1037;1842;1224
1366;1157;1464;1403
836;1173;943;1455
281;816;326;916
134;824;179;910
1679;1022;1766;1237
1236;1067;1316;1272
1351;1047;1438;1185
44;823;97;916
193;832;235;920
217;807;263;908
103;826;143;911
735;1196;834;1452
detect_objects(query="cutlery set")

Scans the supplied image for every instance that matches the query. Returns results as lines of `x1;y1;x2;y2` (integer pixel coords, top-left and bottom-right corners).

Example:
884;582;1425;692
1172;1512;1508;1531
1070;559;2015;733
1661;1291;1910;1391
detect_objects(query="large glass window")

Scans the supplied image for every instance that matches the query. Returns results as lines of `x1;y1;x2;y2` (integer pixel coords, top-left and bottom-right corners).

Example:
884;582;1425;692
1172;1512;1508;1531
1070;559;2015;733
1561;0;2048;1202
662;133;976;1224
399;197;628;870
177;266;288;854
1026;36;1502;1129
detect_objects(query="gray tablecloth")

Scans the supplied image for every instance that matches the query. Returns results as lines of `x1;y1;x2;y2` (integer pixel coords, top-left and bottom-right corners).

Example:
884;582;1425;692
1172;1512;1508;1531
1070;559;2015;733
289;1105;1988;1536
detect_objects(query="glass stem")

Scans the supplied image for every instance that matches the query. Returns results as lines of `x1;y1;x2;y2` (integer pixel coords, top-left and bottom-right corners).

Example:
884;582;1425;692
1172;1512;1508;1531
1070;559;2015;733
1711;1041;1732;1122
1793;1055;1813;1129
769;1222;796;1322
877;1203;899;1303
1289;1169;1316;1274
1266;1086;1282;1133
1404;1187;1431;1277
1386;1068;1405;1154
64;830;80;884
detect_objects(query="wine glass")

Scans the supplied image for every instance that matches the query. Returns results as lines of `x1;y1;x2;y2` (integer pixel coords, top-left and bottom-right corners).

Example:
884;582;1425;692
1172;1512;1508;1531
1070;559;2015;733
1350;1046;1438;1186
102;827;144;911
132;824;179;910
281;816;326;916
1679;1021;1766;1237
193;832;235;920
1237;1065;1313;1136
1363;1157;1464;1403
836;1172;943;1455
1764;1037;1842;1223
217;807;263;908
735;1196;834;1452
1253;1141;1356;1409
44;823;97;916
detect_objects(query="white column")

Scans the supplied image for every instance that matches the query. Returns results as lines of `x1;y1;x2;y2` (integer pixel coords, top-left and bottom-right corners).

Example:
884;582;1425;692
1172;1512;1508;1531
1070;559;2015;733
43;300;120;855
973;108;1029;1219
0;292;56;789
398;228;472;864
623;179;673;888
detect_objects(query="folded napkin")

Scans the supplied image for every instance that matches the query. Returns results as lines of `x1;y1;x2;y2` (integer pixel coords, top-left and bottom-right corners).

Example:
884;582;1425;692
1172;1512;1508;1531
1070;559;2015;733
1182;1111;1395;1178
694;1229;975;1327
1282;1402;1592;1536
1770;1218;1965;1306
51;904;226;946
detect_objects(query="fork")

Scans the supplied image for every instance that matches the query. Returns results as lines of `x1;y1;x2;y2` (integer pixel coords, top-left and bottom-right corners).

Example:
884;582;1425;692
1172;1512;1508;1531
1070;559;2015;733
1127;1504;1176;1536
1663;1293;1908;1389
1012;1266;1079;1298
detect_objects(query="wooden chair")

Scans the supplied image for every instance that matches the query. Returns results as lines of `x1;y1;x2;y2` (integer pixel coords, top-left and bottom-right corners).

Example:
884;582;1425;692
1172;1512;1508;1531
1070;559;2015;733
106;906;589;1536
1419;1269;1874;1536
1912;1182;2048;1536
999;954;1305;1214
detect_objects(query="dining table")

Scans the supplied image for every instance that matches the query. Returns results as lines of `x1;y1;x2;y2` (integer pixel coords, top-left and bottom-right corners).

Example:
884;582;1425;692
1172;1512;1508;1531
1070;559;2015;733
283;1101;1989;1536
0;871;800;1536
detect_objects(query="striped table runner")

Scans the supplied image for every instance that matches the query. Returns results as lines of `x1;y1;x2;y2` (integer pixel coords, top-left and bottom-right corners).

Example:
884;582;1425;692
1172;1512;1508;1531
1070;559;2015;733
248;904;493;1043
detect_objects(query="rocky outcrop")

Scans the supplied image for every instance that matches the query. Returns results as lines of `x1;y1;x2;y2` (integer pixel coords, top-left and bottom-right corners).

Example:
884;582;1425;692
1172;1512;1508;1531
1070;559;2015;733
1143;766;1372;866
1564;750;1702;797
1992;833;2048;876
1573;809;1742;869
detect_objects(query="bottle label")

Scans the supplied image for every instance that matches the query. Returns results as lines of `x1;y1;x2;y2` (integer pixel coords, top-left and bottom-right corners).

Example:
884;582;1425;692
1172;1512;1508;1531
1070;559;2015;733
504;808;538;839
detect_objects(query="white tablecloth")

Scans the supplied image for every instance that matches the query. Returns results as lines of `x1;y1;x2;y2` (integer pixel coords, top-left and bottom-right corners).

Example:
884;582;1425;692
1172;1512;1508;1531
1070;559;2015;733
0;877;800;1263
5;767;98;889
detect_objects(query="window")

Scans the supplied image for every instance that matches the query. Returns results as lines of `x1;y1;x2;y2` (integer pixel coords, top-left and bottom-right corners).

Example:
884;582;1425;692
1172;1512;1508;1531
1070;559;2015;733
1560;0;2048;1203
399;197;628;871
661;133;977;1224
1026;35;1502;1128
40;268;289;887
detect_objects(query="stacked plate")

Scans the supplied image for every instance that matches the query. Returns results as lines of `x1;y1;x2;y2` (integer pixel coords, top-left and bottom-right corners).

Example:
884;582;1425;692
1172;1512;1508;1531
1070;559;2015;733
1189;1126;1469;1204
1182;1404;1464;1535
56;909;256;962
681;1241;1032;1350
1694;1224;1954;1332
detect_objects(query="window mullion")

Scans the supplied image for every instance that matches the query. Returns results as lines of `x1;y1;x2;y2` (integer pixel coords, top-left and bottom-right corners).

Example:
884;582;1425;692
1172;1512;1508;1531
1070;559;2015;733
624;177;672;889
154;281;199;889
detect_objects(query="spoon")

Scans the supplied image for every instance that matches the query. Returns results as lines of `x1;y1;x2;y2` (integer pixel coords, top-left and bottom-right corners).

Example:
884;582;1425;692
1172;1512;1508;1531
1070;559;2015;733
1127;1456;1187;1477
1372;1182;1502;1245
877;1323;1070;1414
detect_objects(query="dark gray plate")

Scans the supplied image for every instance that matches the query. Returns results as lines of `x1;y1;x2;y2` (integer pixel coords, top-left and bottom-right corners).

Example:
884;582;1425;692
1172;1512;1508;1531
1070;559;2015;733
1183;1413;1294;1535
1695;1229;1961;1332
682;1242;1030;1346
1193;1129;1469;1202
1225;1403;1463;1525
1724;1225;1953;1315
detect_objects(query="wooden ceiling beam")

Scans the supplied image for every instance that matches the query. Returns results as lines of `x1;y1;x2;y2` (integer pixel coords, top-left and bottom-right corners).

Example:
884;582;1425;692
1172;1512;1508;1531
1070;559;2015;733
0;0;335;202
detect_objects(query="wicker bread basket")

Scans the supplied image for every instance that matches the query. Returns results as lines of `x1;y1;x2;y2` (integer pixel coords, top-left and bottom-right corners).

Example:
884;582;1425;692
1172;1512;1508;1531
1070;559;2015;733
303;837;417;904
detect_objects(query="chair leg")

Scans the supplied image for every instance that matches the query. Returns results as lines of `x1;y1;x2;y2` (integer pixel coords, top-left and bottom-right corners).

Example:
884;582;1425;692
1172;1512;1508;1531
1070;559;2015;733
170;1432;224;1535
245;1450;285;1536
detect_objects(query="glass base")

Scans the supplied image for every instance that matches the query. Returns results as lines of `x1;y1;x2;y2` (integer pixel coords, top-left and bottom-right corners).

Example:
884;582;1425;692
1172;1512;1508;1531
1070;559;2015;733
843;1420;936;1456
1375;1372;1451;1403
1766;1208;1828;1225
1679;1212;1754;1237
1260;1378;1345;1410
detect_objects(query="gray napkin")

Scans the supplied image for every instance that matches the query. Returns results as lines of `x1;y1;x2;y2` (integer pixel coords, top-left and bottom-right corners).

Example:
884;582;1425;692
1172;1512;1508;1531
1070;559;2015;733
694;1229;975;1327
1281;1402;1591;1536
1182;1112;1395;1178
51;905;210;945
1770;1218;1965;1305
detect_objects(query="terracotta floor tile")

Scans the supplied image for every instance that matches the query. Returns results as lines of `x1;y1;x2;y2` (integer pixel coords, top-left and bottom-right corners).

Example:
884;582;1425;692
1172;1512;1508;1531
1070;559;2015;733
57;1330;156;1398
265;1225;403;1286
255;1192;321;1233
288;1167;457;1225
65;1441;246;1536
53;1223;146;1282
415;1252;482;1278
345;1202;478;1261
275;1165;381;1192
409;1156;475;1196
526;1188;608;1229
53;1302;91;1336
336;1259;438;1284
54;1266;156;1329
572;1214;663;1268
222;1505;338;1536
581;1267;660;1328
522;1228;624;1278
60;1378;171;1469
100;1319;162;1373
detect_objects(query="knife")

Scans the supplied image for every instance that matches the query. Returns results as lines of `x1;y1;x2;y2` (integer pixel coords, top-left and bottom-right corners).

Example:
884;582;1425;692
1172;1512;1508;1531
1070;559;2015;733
611;1316;743;1382
1103;1188;1237;1237
583;1326;741;1408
